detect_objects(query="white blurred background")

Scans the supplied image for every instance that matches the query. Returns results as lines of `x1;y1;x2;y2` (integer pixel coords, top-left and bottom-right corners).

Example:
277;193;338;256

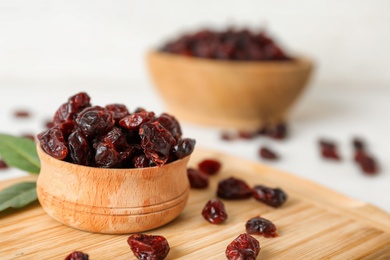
0;0;389;88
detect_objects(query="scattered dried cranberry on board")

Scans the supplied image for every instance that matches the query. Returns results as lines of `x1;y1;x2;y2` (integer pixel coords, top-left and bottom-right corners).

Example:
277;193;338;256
351;137;379;175
64;251;89;260
225;233;260;260
319;139;341;160
358;155;378;175
259;147;278;160
127;234;170;260
187;168;209;189
201;198;228;224
217;177;252;200
0;159;8;170
266;122;288;140
13;109;31;118
252;185;288;208
198;159;221;175
246;216;278;238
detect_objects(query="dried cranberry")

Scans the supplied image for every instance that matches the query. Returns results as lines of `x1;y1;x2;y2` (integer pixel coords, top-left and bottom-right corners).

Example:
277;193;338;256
139;122;176;166
217;177;252;200
127;234;170;260
64;251;89;260
155;113;182;141
53;103;72;124
68;92;91;112
13;109;31;118
225;233;260;260
252;185;287;208
266;122;288;140
319;139;341;160
75;106;115;138
105;103;129;122
358;155;378;175
0;159;8;170
38;126;68;160
68;130;92;166
259;147;278;160
21;134;35;141
94;141;121;168
187;168;209;189
53;92;91;124
201;198;228;224
173;138;196;159
246;216;278;237
100;127;128;150
119;111;155;131
198;159;221;175
352;137;365;150
133;154;154;168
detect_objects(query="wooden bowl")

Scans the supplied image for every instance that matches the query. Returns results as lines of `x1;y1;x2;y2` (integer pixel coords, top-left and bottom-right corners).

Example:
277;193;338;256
36;145;190;234
147;51;314;130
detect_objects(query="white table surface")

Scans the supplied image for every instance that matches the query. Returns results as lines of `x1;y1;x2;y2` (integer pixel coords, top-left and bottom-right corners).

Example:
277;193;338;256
0;80;389;213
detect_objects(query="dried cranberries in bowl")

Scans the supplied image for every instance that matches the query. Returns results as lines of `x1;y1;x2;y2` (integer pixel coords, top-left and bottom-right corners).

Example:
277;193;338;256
37;92;196;168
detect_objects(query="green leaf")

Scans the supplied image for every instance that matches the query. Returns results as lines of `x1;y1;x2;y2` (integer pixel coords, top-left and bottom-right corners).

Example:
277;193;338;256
0;182;37;212
0;134;40;174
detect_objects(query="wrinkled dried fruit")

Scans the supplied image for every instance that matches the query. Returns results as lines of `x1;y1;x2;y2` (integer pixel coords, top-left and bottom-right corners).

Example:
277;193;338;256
64;251;89;260
259;147;278;160
127;234;170;260
68;129;92;166
319;139;341;160
119;111;155;131
76;106;115;138
252;185;288;208
187;168;209;189
246;216;278;237
358;155;378;175
198;159;221;175
156;113;182;141
225;233;260;260
173;138;196;159
217;177;252;200
105;103;129;122
37;126;68;160
201;198;228;224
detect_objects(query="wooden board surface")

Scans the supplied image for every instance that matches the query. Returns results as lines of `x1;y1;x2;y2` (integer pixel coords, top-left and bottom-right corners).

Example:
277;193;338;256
1;148;390;259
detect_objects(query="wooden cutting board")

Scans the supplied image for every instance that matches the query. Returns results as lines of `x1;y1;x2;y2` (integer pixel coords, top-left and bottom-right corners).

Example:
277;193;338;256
1;148;389;259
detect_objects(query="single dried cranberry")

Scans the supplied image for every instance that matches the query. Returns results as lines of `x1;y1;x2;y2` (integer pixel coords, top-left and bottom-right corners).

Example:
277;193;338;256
139;122;176;166
201;198;228;224
217;177;252;200
38;126;68;160
319;139;341;160
198;159;221;175
53;92;91;125
64;251;89;260
68;129;92;166
246;216;278;237
75;106;115;138
105;103;129;122
266;122;288;140
252;185;287;208
13;109;31;118
133;154;154;168
187;168;209;189
45;120;55;129
100;127;128;150
259;147;278;160
225;233;260;260
119;111;155;131
358;155;378;175
68;92;91;112
53;103;72;124
127;234;170;260
173;138;196;159
354;150;367;163
94;142;121;168
155;113;182;141
0;159;8;170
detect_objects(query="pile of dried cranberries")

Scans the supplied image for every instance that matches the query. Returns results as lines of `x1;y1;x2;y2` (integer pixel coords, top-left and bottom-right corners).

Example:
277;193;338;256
161;28;292;61
37;92;195;168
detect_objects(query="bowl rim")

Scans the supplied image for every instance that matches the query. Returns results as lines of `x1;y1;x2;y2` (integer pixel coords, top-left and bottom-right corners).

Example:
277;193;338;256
36;143;191;173
147;49;313;67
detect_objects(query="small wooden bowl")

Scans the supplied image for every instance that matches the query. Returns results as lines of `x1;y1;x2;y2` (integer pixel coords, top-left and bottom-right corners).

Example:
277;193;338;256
36;145;190;234
147;51;314;130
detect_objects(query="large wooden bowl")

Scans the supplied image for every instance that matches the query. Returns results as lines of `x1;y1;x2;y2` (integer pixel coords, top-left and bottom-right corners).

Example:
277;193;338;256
36;145;190;234
147;51;314;130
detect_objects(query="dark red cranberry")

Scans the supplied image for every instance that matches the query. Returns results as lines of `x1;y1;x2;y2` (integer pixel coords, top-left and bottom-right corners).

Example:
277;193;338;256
259;147;278;160
225;233;260;260
352;137;365;150
155;113;182;141
266;122;288;140
201;198;228;224
252;185;288;208
173;138;196;159
119;111;155;131
0;159;8;170
21;134;35;141
94;141;121;168
198;159;221;175
187;168;209;189
45;120;55;129
105;103;129;122
38;126;68;160
139;121;177;166
319;139;341;160
64;251;89;260
354;150;367;163
127;234;170;260
217;177;252;200
68;129;92;166
358;155;378;175
133;154;153;168
13;109;31;118
246;216;278;237
75;106;115;138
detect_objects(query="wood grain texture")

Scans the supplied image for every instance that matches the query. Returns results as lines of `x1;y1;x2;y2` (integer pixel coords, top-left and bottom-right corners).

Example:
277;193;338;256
147;51;314;130
1;148;389;259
